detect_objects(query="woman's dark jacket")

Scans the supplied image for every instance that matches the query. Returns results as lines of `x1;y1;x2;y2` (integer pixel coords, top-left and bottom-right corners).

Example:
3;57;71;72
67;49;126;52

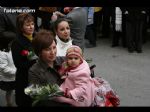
28;57;71;106
121;7;148;21
28;57;64;86
11;34;36;106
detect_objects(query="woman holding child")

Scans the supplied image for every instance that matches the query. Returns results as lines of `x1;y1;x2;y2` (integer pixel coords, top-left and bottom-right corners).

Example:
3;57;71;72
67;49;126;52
29;29;97;106
29;29;120;107
28;29;71;106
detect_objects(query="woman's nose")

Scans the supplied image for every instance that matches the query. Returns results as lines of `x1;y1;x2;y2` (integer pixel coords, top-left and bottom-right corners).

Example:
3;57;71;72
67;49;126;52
64;29;68;34
30;25;34;29
50;49;55;54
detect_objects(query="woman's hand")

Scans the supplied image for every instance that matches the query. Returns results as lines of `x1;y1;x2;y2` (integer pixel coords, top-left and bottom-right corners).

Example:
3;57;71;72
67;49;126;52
51;12;58;21
54;11;65;17
64;7;71;13
53;96;72;104
53;96;79;106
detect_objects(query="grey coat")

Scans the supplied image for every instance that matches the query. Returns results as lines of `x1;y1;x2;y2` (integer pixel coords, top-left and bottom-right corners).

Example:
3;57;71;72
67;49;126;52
66;7;88;50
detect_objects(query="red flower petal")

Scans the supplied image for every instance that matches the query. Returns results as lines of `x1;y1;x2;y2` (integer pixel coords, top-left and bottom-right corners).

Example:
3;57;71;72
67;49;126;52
21;50;29;56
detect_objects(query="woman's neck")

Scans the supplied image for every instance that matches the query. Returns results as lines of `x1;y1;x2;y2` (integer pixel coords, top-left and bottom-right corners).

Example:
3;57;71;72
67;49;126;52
47;61;54;68
23;33;33;42
58;36;69;43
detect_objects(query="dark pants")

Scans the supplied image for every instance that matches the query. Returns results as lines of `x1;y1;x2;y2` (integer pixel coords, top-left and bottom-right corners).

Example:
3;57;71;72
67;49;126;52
112;31;124;46
94;11;102;38
34;10;53;30
125;19;144;51
0;81;15;91
85;24;96;46
15;87;32;106
111;21;126;47
101;7;112;38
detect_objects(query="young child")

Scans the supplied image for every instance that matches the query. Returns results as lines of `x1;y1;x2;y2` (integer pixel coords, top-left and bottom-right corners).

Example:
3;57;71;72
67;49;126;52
56;45;120;107
57;45;97;107
0;46;16;106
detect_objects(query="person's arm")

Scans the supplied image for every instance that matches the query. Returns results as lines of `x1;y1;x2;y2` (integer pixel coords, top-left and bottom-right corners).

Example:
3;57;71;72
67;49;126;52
68;73;89;101
54;11;66;17
55;56;66;65
0;51;16;76
53;96;79;106
51;11;66;22
0;13;16;41
55;57;67;78
28;67;40;85
120;7;128;14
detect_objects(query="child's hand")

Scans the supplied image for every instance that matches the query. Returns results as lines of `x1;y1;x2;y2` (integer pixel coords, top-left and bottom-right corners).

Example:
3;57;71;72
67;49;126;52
61;75;67;79
64;88;72;99
58;62;68;76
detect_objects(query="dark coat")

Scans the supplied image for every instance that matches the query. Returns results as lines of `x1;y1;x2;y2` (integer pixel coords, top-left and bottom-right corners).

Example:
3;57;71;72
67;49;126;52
28;57;71;106
11;34;36;106
121;7;148;21
28;57;64;86
0;7;17;50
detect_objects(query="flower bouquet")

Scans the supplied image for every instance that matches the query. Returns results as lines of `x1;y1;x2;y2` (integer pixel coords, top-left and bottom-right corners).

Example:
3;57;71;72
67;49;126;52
24;84;64;106
92;77;120;107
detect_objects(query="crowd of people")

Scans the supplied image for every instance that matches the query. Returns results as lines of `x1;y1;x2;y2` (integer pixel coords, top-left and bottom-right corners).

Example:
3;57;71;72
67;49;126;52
0;6;150;107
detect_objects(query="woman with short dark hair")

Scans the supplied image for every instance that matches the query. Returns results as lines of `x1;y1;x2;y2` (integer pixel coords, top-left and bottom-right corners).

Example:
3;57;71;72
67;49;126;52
16;13;34;34
29;29;70;106
11;13;37;106
32;29;55;56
